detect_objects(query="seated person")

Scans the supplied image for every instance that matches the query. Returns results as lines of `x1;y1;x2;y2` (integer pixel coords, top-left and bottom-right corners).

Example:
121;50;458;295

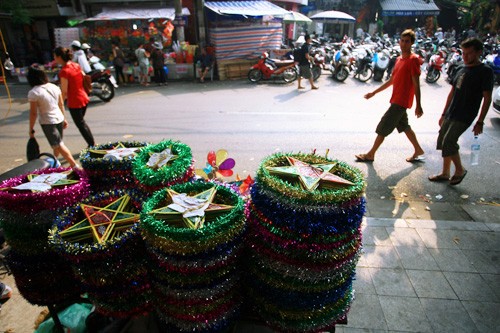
197;46;214;83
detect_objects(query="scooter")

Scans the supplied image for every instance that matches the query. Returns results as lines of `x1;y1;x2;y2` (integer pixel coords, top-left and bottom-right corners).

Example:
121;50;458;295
353;49;373;82
248;52;297;83
484;53;500;85
330;47;351;82
385;47;400;80
88;56;117;102
372;49;390;82
425;51;446;83
446;49;463;84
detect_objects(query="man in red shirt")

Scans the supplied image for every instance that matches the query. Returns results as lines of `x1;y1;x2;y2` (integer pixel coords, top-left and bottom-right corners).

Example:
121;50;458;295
355;29;425;163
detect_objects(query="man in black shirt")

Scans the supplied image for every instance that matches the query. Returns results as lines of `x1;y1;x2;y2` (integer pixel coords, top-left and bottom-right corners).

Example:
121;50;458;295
429;38;493;185
297;35;318;90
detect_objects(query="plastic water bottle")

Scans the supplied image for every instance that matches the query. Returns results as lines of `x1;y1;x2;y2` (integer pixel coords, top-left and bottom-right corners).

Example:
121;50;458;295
470;136;480;166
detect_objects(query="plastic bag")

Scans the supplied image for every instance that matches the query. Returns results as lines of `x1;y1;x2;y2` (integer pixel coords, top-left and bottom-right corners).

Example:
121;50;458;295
35;303;93;333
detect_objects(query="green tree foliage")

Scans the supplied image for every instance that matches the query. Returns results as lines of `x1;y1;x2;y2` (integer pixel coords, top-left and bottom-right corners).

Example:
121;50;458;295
0;0;31;25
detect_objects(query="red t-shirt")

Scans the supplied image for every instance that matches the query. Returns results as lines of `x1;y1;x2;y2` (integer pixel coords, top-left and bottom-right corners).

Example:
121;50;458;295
390;54;421;109
59;61;89;109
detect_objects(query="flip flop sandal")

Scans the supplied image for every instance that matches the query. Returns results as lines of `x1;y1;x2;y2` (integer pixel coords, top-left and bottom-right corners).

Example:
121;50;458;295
355;154;374;162
449;170;467;186
428;174;449;182
406;155;426;163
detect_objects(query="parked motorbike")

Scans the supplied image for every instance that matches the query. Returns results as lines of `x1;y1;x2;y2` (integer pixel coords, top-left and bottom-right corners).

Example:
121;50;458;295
425;51;446;83
330;47;351;82
353;49;373;82
311;50;326;81
248;52;297;83
88;56;117;102
484;53;500;85
372;49;390;82
385;47;400;80
446;49;463;84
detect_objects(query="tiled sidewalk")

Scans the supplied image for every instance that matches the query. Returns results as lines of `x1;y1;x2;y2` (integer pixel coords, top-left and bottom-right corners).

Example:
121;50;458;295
339;217;500;333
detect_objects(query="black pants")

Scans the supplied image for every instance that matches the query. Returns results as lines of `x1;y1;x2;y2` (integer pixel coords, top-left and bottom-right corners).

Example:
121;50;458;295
154;67;167;84
115;65;126;84
69;105;95;147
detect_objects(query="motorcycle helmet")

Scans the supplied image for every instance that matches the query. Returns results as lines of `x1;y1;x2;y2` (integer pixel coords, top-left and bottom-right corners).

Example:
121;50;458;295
81;43;91;50
71;40;81;48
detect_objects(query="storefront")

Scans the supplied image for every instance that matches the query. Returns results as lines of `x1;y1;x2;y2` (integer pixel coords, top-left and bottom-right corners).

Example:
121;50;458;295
204;0;289;80
79;7;195;81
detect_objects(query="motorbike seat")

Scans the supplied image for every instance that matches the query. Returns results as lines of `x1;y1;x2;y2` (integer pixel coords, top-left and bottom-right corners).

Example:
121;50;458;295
270;59;295;66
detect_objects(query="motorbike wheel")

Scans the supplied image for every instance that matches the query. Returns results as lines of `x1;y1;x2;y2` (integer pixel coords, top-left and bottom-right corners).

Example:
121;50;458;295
97;81;114;102
248;69;262;83
335;67;349;82
312;66;321;81
426;68;440;83
282;68;298;83
357;67;373;82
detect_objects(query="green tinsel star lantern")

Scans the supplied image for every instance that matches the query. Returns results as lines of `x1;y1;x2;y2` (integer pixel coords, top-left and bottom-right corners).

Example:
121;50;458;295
266;156;354;191
148;187;234;230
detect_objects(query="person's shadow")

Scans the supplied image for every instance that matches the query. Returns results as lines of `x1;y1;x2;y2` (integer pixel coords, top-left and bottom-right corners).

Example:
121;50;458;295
274;89;301;103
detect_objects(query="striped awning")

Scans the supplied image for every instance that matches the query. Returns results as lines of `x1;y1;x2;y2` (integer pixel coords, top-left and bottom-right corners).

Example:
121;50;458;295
380;0;440;16
84;7;190;21
205;1;289;17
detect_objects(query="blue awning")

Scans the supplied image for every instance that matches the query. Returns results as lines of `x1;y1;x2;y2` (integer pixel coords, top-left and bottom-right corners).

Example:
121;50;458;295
205;1;289;17
380;0;440;16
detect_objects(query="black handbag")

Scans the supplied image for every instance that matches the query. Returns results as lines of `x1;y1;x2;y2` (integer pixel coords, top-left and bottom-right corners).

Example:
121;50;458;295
26;137;40;161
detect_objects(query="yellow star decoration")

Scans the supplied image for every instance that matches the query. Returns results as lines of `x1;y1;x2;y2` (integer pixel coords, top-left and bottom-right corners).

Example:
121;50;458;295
266;156;354;191
148;187;233;230
89;142;142;161
59;195;139;244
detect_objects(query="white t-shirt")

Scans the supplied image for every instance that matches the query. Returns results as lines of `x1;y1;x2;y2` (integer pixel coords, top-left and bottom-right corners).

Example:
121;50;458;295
28;83;64;125
72;49;91;73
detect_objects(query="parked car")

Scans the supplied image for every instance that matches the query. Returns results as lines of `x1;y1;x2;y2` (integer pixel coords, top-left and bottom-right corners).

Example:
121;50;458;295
493;86;500;115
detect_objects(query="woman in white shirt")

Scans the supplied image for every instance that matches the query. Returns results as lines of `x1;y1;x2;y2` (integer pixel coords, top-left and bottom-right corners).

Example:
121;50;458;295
27;65;78;168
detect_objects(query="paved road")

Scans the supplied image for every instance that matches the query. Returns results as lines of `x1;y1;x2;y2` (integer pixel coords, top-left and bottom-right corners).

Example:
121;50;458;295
1;72;499;220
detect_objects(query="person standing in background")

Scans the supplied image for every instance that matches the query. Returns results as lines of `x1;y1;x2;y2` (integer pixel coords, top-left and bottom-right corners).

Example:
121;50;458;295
54;47;96;148
151;42;167;86
112;41;127;85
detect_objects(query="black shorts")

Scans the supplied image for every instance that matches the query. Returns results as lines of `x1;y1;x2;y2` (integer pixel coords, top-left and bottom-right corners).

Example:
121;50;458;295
375;104;410;137
41;122;64;148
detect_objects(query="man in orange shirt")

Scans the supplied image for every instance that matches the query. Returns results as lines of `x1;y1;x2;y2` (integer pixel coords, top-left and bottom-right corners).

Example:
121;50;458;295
356;29;425;163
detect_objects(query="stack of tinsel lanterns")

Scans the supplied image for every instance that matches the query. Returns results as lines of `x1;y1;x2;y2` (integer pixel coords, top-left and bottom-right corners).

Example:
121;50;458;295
49;139;196;317
246;153;366;332
49;188;152;317
141;181;246;332
0;168;89;306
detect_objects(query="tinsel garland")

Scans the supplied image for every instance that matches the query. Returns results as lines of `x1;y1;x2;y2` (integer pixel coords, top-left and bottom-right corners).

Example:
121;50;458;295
255;153;365;205
246;153;366;332
142;181;245;332
250;291;352;333
7;250;81;305
132;140;195;188
49;189;152;317
0;167;89;214
250;183;366;235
